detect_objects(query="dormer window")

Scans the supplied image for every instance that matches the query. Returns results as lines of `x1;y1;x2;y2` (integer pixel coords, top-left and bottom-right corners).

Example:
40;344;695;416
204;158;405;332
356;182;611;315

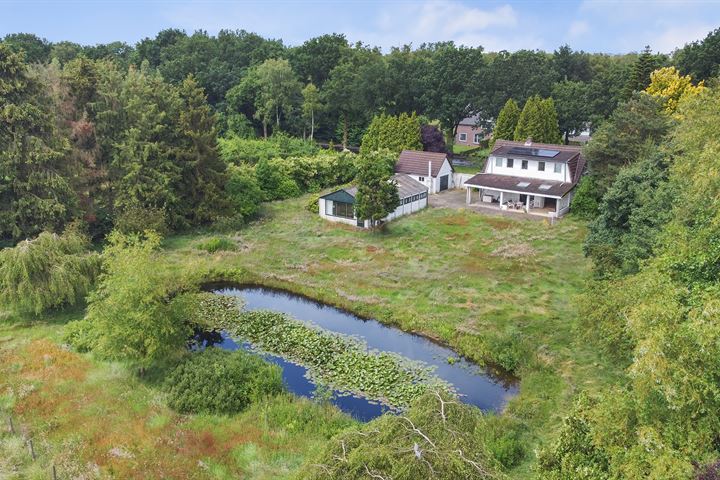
506;158;514;168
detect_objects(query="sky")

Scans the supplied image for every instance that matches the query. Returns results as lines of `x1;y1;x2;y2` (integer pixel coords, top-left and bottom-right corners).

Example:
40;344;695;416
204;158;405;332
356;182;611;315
2;0;719;54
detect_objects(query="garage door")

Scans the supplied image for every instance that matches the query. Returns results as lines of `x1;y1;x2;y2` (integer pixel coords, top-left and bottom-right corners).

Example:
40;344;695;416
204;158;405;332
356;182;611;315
439;175;449;191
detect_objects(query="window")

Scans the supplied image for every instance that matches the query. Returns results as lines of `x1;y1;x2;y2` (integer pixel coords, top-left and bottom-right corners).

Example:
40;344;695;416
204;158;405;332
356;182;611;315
539;184;552;191
419;192;427;199
473;133;481;144
459;133;467;141
506;158;514;168
538;161;545;171
418;176;425;182
521;160;528;170
554;163;562;173
412;194;419;201
331;201;354;219
517;182;531;188
495;157;502;167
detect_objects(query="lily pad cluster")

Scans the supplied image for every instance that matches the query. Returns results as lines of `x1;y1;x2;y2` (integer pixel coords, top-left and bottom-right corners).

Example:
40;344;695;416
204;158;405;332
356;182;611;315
192;293;452;408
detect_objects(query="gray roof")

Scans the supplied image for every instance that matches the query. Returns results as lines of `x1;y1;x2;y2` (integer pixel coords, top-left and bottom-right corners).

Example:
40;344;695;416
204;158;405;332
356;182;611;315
396;150;452;177
465;173;575;197
319;174;427;204
392;173;428;199
488;139;586;184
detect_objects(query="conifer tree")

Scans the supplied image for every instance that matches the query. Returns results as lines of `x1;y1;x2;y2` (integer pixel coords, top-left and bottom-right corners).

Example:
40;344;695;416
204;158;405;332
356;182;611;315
540;98;563;144
492;98;520;144
622;46;659;99
175;75;229;225
0;44;76;240
360;112;421;154
514;95;543;142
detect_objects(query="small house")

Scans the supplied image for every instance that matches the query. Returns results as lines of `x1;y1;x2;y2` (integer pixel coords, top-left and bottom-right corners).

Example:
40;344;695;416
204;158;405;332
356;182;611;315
464;139;585;218
455;114;491;146
318;174;428;228
395;150;454;194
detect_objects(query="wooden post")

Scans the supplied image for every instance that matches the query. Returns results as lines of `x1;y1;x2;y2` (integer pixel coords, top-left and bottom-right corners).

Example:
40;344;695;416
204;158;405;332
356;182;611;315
52;464;57;480
28;439;35;460
8;416;14;434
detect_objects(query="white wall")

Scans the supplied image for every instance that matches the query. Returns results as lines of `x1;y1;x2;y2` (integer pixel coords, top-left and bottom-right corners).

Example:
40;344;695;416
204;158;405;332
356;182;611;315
318;198;361;226
486;156;568;182
454;173;474;188
387;196;428;220
319;195;426;227
406;174;433;192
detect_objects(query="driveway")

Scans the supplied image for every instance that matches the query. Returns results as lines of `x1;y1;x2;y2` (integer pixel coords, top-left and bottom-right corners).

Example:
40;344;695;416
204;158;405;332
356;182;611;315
429;189;546;221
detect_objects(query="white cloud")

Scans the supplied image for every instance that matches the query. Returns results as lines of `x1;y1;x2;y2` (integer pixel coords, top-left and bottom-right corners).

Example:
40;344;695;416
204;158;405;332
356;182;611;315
346;1;545;52
568;20;589;38
654;24;713;52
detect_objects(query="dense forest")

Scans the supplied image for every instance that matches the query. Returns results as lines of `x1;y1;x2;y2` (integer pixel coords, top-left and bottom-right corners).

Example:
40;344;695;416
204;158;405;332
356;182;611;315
2;25;720;480
2;27;719;243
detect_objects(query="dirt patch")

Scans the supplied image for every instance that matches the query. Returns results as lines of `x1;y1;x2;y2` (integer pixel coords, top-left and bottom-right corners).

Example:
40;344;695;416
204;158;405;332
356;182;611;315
483;216;515;230
22;339;89;383
440;214;469;226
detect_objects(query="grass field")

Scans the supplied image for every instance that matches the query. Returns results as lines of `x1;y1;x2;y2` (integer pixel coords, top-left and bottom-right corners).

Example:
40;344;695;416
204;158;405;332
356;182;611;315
1;193;621;478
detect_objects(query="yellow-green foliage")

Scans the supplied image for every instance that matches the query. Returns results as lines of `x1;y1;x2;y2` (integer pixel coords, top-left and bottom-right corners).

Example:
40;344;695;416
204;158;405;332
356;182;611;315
0;229;100;315
360;112;422;154
645;66;705;115
541;85;720;479
298;390;502;480
72;230;192;367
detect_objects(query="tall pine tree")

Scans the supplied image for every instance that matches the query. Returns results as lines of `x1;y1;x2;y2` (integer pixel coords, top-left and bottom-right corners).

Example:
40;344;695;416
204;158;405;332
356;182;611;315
622;46;659;99
492;98;520;144
175;75;229;225
0;44;75;240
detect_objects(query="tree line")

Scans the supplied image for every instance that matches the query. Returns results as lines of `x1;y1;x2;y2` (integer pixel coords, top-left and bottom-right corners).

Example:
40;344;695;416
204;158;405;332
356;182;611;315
6;28;719;148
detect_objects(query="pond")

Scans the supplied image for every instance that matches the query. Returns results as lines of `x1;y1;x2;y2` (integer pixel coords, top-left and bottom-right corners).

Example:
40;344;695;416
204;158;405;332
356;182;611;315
206;285;518;421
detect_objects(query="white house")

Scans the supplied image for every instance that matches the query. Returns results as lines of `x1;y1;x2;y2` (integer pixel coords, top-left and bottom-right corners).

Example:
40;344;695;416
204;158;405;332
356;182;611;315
395;150;454;194
464;139;586;218
318;174;428;228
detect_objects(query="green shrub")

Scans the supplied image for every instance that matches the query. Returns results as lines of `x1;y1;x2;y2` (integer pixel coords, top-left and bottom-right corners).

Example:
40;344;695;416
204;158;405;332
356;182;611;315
570;176;600;220
481;415;526;469
218;132;319;165
164;347;284;414
225;164;262;219
114;206;168;236
195;237;237;253
0;229;100;315
306;195;320;213
71;231;192;368
485;331;526;373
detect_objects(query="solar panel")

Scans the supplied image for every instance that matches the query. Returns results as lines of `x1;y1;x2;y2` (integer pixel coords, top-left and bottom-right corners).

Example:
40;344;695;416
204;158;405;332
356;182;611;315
507;147;560;158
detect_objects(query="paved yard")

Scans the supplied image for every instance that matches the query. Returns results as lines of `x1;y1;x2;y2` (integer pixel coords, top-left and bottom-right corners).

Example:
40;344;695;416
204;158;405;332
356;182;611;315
429;189;547;221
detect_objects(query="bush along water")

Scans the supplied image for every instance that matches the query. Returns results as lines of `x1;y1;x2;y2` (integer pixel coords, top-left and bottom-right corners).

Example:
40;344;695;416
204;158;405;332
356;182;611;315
190;293;453;409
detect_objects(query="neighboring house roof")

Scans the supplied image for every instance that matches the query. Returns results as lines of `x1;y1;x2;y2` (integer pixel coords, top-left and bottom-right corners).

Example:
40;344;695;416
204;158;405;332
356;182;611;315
488;139;586;184
318;174;428;204
465;173;576;198
396;150;453;177
458;114;482;127
568;133;591;144
393;173;428;198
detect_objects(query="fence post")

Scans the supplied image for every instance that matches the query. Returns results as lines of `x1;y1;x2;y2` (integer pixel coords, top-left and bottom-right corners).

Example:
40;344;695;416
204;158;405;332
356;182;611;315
28;438;35;460
52;464;57;480
7;416;14;434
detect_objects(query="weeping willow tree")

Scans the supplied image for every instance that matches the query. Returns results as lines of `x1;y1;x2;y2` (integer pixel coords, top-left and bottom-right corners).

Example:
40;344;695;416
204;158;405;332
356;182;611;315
299;390;503;479
0;229;100;315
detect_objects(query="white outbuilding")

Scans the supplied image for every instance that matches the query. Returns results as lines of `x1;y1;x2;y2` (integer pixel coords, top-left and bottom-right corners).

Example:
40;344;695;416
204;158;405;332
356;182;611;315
318;174;428;228
394;150;455;193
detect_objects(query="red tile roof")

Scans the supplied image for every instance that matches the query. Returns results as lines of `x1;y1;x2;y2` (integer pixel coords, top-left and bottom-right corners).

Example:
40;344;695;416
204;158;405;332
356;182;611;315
395;150;452;177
